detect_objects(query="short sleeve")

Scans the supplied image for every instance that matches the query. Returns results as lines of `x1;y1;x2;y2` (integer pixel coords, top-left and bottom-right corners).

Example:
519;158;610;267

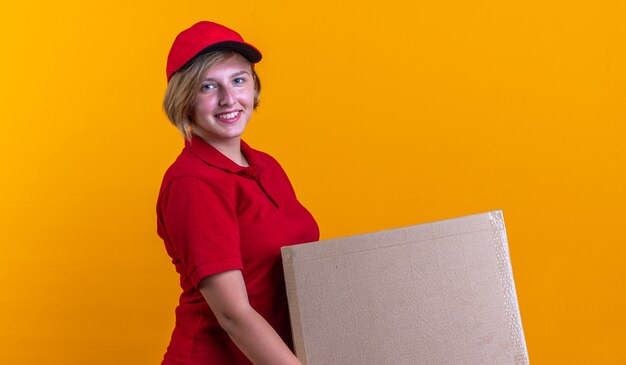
159;176;242;287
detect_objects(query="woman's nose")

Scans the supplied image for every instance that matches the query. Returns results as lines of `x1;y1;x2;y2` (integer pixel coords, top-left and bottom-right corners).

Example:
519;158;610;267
219;87;236;107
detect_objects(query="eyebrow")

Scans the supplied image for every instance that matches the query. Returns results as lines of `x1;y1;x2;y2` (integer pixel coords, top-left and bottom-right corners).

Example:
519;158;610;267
202;70;250;82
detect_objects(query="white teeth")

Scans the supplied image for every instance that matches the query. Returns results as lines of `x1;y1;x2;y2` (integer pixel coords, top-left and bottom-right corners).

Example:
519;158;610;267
217;111;239;120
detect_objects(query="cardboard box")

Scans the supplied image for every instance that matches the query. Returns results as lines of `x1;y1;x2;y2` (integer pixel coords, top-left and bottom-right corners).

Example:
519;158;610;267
282;210;529;364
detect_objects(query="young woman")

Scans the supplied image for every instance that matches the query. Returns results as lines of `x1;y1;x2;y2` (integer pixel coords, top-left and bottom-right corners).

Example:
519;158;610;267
157;21;319;365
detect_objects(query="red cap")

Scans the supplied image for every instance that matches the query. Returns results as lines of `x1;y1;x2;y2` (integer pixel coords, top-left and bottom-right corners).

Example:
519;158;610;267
166;21;262;81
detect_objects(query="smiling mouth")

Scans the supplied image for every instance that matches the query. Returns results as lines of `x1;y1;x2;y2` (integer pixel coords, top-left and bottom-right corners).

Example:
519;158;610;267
216;111;241;121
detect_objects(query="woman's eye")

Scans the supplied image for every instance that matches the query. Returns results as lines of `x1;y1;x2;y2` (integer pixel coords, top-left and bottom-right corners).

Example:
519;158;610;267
200;83;216;91
233;77;245;84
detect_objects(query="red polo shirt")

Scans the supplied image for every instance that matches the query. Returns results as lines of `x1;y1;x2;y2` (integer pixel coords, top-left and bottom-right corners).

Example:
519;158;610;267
157;135;319;365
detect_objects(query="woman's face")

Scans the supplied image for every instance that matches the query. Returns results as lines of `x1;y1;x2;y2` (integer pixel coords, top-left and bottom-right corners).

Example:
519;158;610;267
191;54;255;145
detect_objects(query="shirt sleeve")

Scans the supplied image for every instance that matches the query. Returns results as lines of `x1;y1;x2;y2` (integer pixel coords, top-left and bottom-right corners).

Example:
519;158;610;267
159;176;243;287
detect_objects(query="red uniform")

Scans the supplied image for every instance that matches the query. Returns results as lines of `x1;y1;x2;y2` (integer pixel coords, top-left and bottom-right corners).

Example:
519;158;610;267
157;135;319;364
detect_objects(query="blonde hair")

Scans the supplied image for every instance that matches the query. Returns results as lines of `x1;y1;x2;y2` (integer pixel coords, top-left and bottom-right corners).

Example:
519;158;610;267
163;50;261;140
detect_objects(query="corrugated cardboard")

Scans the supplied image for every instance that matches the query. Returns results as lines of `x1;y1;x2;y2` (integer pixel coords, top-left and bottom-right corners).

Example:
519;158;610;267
282;210;528;365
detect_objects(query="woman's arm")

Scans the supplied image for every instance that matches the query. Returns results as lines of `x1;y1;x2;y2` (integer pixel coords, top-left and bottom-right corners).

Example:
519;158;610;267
198;270;304;365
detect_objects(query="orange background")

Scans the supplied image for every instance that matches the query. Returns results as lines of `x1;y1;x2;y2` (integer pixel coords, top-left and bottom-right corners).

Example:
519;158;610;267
1;1;624;364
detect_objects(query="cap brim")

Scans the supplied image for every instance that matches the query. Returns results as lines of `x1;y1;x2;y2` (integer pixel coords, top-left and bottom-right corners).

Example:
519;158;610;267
196;41;262;64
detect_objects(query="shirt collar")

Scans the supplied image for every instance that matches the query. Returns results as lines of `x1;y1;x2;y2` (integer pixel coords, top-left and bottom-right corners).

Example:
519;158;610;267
184;135;266;174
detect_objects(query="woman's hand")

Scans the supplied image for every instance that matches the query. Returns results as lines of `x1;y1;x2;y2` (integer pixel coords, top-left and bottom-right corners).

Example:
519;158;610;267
198;270;304;365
